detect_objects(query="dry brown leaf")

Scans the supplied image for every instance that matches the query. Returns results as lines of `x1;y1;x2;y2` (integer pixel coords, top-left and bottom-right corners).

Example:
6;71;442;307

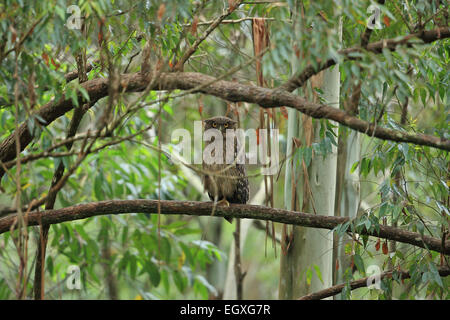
382;241;389;255
42;52;49;66
191;16;199;35
280;107;288;119
157;3;166;21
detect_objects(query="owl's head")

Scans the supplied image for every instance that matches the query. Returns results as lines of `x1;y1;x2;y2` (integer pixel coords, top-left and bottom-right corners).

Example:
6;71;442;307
203;116;237;132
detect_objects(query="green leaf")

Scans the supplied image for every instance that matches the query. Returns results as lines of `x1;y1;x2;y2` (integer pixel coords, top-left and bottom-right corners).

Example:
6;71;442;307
46;256;54;276
334;221;350;237
313;264;324;284
78;87;90;102
161;269;170;294
146;261;161;287
74;224;90;241
353;254;365;273
121;226;128;245
364;218;371;231
379;202;388;217
173;270;186;293
305;268;313;286
416;221;424;236
163;104;174;116
392;206;402;222
129;255;137;279
427;263;444;288
195;275;217;296
179;242;194;265
350;160;359;174
160;237;171;262
303;147;312;167
420;87;427;105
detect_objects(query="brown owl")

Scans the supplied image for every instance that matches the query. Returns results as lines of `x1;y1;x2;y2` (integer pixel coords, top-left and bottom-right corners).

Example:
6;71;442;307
202;116;249;222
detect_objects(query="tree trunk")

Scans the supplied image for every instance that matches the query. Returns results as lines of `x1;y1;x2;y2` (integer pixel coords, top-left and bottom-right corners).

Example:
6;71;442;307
279;8;340;297
278;108;300;299
332;128;360;291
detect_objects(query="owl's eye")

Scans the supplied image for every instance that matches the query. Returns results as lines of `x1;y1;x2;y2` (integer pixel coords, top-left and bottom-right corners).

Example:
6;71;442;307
224;123;229;128
212;122;217;128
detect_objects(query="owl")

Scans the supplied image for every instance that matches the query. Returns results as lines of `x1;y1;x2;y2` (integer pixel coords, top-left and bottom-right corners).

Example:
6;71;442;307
202;116;249;222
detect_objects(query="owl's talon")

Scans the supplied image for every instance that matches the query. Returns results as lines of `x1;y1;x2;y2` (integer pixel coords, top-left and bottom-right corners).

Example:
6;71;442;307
216;199;230;207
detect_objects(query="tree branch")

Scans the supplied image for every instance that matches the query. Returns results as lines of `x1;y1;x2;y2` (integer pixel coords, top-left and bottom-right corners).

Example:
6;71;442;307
278;27;450;92
64;62;94;83
0;200;448;254
1;68;448;180
298;266;450;300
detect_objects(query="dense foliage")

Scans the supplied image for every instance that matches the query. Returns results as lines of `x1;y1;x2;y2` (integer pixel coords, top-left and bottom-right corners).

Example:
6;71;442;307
0;0;448;299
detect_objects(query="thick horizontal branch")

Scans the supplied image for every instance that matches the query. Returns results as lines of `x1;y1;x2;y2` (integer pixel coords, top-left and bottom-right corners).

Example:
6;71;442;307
298;266;450;300
2;28;448;176
1;68;449;179
0;200;448;254
279;27;450;92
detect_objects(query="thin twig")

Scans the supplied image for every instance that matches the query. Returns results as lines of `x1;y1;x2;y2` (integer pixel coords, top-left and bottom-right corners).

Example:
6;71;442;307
174;0;243;71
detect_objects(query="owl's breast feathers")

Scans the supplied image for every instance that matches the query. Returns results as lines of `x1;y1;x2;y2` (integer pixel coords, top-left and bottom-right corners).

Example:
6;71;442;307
203;139;249;204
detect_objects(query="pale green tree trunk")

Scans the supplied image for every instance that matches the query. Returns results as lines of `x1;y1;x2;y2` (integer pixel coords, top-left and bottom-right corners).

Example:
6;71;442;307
332;128;361;290
279;60;340;300
292;67;339;298
279;7;340;298
278;108;300;299
331;12;361;295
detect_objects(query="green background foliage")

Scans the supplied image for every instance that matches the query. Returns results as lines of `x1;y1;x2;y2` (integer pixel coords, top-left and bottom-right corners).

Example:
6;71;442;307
0;0;448;299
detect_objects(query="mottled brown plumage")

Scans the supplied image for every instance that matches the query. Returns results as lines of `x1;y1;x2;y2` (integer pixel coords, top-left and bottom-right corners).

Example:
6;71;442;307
202;116;249;222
